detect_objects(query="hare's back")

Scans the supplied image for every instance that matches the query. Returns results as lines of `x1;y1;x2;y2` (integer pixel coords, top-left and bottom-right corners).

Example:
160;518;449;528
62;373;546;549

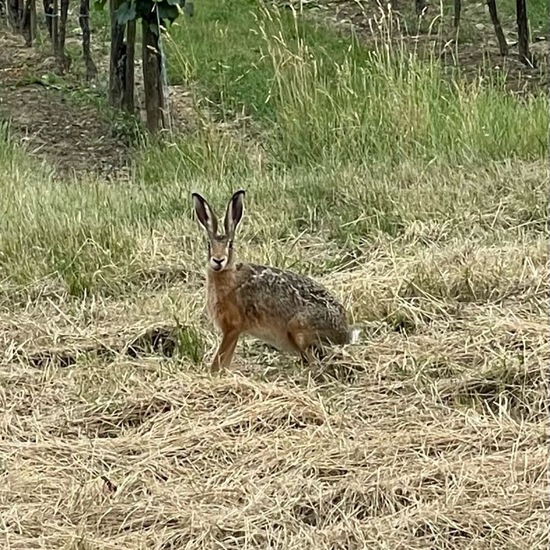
235;263;346;321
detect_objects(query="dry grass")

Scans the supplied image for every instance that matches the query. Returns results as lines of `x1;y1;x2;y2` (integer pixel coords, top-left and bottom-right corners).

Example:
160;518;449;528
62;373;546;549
0;231;547;549
0;3;547;546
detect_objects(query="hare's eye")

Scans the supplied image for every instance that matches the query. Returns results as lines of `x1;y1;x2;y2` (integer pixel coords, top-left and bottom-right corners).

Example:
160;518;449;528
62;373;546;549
228;241;233;249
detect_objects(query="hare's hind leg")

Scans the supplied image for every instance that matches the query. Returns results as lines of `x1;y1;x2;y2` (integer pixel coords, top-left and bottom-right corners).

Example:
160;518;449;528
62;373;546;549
211;329;240;371
287;316;319;365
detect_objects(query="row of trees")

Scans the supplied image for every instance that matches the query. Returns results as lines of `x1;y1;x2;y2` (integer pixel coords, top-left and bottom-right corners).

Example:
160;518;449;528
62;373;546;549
2;0;535;134
3;0;191;132
4;0;90;70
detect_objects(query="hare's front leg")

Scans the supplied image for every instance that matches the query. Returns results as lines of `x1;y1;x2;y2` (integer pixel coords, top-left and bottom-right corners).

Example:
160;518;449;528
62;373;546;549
211;329;240;371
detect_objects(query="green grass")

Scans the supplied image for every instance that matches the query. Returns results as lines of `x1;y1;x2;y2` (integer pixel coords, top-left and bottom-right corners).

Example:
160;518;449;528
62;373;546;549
0;124;546;297
0;0;547;296
163;0;547;172
497;0;548;33
166;0;354;121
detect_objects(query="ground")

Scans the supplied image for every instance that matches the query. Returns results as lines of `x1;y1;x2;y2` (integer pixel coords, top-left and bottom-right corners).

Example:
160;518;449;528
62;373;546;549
0;31;130;179
1;231;547;547
0;2;547;549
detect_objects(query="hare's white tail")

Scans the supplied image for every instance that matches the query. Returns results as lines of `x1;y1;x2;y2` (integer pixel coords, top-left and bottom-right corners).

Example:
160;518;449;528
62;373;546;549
349;327;361;345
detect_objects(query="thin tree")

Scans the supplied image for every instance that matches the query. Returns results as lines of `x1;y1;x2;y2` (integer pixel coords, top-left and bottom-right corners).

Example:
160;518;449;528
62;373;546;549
124;19;136;112
7;0;30;42
29;0;37;44
43;0;53;38
516;0;532;65
454;0;461;29
142;11;165;131
57;0;69;71
79;0;97;80
108;0;127;108
486;0;508;56
51;0;59;57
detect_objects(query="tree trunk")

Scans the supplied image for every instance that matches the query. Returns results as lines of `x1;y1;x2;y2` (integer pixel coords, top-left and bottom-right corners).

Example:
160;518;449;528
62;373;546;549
142;16;165;132
486;0;508;56
51;0;59;56
29;0;37;45
516;0;532;65
7;0;18;27
415;0;426;16
124;19;136;112
79;0;97;80
56;0;69;72
21;0;31;45
109;0;126;108
43;0;53;39
454;0;461;29
7;0;29;37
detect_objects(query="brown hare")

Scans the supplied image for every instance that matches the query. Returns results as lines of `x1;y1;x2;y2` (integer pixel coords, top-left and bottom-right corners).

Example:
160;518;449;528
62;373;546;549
192;189;356;371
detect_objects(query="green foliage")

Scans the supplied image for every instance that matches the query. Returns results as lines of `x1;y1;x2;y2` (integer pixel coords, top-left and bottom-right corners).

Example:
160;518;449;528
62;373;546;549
114;1;136;25
96;0;189;30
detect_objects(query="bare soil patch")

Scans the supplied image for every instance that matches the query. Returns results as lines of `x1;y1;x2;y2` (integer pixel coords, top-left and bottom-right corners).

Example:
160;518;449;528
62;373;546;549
0;28;130;179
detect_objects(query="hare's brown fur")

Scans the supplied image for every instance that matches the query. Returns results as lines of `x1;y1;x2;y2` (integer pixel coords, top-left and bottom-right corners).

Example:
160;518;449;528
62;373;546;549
192;190;350;371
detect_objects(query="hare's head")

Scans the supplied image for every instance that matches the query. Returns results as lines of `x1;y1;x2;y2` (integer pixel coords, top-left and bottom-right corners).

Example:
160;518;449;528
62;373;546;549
192;190;245;272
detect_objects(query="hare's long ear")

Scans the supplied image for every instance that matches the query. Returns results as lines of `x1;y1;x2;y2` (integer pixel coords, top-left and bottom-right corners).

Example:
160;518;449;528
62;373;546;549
224;189;245;239
192;192;218;237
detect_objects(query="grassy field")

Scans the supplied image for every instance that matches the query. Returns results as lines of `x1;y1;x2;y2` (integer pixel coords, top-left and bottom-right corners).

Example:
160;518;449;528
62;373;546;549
0;0;548;548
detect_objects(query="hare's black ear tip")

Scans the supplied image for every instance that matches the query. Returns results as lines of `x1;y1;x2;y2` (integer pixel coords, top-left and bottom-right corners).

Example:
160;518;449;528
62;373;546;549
234;189;246;198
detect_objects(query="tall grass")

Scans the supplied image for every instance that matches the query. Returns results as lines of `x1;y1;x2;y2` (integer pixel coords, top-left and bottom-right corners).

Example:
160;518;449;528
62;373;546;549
0;126;546;297
0;1;547;297
164;1;547;173
263;25;547;166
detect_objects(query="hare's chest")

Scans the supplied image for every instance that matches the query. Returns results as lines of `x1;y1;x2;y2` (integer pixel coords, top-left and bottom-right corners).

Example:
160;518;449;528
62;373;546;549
206;290;222;326
206;285;243;332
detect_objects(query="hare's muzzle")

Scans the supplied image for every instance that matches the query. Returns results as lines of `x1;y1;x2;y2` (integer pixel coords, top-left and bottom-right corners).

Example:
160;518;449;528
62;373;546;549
210;256;227;271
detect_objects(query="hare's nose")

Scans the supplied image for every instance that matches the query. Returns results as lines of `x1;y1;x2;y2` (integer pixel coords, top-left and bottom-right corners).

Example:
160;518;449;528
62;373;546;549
211;257;225;271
